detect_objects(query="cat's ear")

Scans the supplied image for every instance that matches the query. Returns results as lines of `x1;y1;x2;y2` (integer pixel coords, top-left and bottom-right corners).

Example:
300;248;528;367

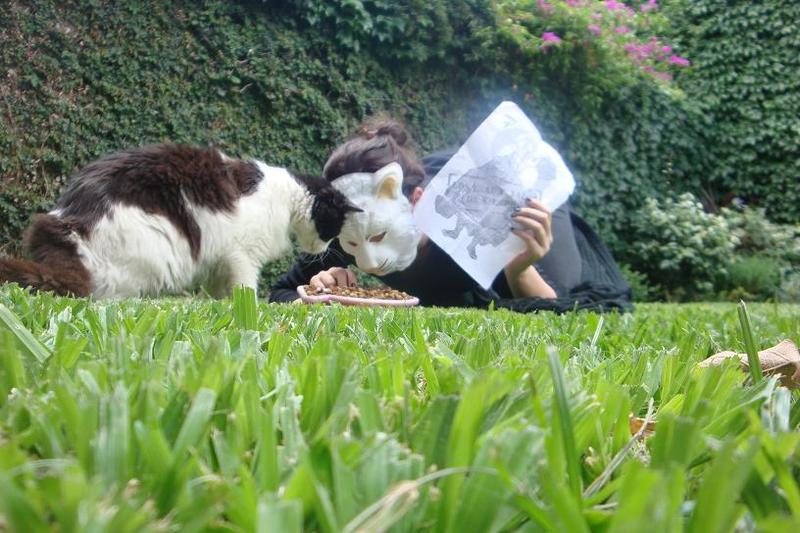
374;162;404;200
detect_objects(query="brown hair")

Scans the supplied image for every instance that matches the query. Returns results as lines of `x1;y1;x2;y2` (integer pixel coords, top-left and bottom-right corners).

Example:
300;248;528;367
322;115;427;198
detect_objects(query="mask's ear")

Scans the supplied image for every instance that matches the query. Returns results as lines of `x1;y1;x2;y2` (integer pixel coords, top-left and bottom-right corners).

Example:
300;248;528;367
374;162;404;200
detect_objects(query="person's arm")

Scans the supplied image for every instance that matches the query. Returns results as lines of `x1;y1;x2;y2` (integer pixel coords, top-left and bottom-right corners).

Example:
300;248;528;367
505;198;557;299
268;242;351;303
504;264;557;299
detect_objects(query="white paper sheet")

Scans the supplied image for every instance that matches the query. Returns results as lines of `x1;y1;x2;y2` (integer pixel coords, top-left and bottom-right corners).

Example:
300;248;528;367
413;101;575;289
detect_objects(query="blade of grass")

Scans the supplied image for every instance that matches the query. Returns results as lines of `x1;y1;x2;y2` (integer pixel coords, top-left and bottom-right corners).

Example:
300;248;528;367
172;388;217;460
583;398;655;499
257;498;303;533
0;472;49;533
232;286;258;330
547;347;582;501
737;301;763;382
0;303;51;363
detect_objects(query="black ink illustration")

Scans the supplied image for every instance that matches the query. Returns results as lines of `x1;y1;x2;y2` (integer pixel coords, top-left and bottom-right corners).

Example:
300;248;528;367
435;153;541;259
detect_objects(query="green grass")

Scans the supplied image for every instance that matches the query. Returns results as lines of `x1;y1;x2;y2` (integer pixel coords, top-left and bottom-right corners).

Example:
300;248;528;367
1;284;799;532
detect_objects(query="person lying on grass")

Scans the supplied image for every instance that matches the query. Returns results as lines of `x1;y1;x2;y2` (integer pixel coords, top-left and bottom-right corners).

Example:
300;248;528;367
269;117;585;308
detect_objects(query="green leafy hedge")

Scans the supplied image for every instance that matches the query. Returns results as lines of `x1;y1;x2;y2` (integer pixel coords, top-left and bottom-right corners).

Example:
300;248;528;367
667;0;800;222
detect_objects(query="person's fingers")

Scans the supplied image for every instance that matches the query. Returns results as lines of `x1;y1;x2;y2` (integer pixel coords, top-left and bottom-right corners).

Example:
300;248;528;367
514;207;553;245
328;268;356;287
328;268;349;287
512;216;549;249
310;271;336;290
310;268;358;290
515;207;549;224
523;199;553;237
525;198;551;215
511;229;546;258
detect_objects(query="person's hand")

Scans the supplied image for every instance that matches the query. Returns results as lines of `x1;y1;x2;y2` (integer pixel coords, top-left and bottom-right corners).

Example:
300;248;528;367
506;198;553;277
308;267;358;291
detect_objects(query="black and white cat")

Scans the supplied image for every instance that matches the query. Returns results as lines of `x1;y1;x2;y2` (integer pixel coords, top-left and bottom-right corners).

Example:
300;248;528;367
0;144;360;298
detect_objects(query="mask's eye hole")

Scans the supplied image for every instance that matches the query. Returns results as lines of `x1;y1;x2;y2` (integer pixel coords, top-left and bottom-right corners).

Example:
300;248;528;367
368;231;386;243
347;241;358;247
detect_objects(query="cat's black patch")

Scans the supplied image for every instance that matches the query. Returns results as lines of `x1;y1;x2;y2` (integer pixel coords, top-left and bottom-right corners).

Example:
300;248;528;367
55;144;263;259
293;173;362;241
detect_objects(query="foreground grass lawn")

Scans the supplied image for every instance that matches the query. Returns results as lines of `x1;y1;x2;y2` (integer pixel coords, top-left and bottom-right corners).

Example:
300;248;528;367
1;285;798;532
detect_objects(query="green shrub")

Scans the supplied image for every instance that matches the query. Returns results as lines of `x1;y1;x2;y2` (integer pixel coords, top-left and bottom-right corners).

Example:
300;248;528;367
619;263;662;302
721;205;800;264
625;193;738;299
779;269;800;303
722;255;783;302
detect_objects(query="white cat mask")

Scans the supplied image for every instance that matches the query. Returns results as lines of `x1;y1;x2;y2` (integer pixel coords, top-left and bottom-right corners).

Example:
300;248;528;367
332;162;421;275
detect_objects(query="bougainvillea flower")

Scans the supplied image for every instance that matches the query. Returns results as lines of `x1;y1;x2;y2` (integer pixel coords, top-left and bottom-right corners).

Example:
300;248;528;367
604;0;626;11
541;32;562;43
668;55;690;67
640;0;658;13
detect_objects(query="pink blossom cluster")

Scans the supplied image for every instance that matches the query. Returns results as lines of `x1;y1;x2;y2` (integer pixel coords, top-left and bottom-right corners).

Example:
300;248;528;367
622;39;689;68
532;0;689;80
541;31;562;44
640;0;658;13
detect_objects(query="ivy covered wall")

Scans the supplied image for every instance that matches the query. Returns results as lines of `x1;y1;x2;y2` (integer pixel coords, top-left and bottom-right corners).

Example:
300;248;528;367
667;0;800;223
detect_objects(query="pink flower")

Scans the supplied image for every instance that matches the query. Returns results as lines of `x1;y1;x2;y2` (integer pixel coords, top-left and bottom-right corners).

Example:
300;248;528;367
566;0;586;6
587;24;602;36
604;0;626;11
661;45;672;54
624;42;655;62
615;25;630;34
541;32;562;44
668;55;690;67
537;0;554;12
640;0;658;13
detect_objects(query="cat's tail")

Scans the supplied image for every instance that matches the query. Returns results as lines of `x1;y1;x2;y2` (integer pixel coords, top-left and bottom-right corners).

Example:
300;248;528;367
0;256;88;296
0;214;92;297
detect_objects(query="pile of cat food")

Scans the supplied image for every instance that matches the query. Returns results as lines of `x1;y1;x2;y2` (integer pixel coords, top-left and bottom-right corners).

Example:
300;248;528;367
298;284;419;307
302;285;414;300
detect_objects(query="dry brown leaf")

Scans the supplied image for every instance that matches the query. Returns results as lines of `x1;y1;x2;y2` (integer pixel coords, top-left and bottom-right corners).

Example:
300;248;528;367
629;415;656;438
697;339;800;388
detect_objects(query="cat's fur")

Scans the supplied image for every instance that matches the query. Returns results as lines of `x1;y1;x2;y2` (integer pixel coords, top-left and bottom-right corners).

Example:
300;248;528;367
0;144;359;298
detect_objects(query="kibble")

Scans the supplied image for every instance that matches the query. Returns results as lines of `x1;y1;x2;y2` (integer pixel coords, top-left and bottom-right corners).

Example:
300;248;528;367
304;285;415;301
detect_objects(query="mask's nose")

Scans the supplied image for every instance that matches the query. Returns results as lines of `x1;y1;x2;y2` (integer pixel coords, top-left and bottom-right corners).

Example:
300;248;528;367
356;248;380;273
